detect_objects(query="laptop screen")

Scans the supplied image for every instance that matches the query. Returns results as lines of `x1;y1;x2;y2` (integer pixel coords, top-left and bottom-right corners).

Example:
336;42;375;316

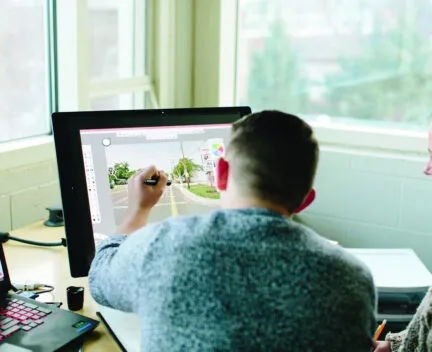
79;124;231;243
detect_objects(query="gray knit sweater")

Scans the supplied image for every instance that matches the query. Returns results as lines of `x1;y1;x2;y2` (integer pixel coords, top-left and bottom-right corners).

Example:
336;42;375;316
89;208;376;351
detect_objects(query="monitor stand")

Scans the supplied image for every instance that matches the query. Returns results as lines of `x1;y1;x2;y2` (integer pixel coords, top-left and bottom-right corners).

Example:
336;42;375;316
97;306;140;352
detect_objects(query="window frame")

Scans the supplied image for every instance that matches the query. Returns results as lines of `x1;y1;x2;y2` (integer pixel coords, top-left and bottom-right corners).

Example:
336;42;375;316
218;0;429;154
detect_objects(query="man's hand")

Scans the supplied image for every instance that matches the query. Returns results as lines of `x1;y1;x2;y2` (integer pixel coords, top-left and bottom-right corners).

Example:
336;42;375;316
116;165;168;235
372;340;391;352
128;165;168;212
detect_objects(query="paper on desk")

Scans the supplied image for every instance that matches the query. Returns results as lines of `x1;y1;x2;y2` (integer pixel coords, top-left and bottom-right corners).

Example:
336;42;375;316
98;305;140;352
94;233;109;245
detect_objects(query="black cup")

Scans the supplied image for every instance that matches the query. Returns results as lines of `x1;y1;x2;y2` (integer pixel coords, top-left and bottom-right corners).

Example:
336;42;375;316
66;286;84;311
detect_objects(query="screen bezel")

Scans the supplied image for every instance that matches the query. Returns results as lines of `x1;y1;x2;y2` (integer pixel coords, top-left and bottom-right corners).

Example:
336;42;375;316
52;107;251;277
0;244;12;296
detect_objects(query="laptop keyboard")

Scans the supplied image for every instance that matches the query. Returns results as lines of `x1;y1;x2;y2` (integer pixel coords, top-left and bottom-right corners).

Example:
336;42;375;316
0;298;52;341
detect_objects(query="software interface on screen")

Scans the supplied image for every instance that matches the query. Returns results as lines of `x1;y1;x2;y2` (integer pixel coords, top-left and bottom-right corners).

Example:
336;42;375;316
80;124;231;243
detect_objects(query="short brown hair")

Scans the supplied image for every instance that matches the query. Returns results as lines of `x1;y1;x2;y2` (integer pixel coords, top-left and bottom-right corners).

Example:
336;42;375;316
227;110;319;213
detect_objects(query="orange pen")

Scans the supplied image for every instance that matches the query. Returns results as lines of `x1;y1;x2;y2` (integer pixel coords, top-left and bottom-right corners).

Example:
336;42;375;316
374;319;387;342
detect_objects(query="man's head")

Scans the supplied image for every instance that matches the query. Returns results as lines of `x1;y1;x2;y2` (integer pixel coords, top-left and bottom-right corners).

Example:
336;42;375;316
217;110;319;215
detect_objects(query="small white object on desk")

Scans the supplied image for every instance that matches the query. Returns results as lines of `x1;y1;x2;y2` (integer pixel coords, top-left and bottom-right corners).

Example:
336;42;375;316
94;232;109;245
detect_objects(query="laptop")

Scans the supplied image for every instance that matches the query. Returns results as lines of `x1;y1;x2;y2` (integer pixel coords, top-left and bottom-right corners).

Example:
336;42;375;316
0;244;99;352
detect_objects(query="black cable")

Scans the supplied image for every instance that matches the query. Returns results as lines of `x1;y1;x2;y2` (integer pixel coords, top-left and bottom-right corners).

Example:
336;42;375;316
0;232;67;247
35;284;55;295
77;341;84;352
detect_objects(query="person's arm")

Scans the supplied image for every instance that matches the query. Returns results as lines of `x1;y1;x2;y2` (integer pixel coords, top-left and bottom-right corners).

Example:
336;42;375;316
383;287;432;351
88;225;160;311
427;321;432;351
88;165;168;311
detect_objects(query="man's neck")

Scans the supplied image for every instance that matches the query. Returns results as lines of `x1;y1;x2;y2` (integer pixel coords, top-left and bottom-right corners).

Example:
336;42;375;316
221;195;292;217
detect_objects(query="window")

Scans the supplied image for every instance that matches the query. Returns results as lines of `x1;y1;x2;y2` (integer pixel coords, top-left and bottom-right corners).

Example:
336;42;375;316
236;0;432;132
0;0;157;144
88;0;148;81
88;0;153;110
87;0;153;110
57;0;155;112
0;0;51;143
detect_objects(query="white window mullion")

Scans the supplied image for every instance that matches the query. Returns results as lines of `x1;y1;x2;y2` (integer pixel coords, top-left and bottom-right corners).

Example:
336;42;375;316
133;0;148;108
76;0;91;110
56;0;91;111
117;0;134;109
134;0;147;77
155;0;176;108
219;0;238;107
145;0;159;108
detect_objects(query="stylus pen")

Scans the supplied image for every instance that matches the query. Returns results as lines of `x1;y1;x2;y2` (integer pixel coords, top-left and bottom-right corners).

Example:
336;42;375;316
143;179;172;186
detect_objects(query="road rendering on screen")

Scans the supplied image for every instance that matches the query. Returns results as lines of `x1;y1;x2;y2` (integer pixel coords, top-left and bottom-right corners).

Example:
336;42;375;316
110;184;220;224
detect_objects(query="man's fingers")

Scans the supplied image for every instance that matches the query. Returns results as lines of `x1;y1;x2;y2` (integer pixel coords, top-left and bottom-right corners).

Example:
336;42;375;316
129;166;168;189
134;165;158;182
149;171;168;191
157;171;169;188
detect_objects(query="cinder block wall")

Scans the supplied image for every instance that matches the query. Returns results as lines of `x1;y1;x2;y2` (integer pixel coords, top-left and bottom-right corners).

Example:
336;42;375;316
300;146;432;271
0;141;61;231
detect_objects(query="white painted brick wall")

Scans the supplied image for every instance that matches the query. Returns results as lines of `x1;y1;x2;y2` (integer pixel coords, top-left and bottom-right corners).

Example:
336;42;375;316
301;147;432;271
0;159;61;232
10;180;61;229
0;195;11;231
0;162;58;195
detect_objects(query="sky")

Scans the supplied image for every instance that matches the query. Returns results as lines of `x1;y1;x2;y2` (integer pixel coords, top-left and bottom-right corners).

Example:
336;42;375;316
105;140;206;172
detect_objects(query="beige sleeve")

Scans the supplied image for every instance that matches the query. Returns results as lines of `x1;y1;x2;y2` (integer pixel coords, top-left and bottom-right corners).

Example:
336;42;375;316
423;291;432;351
384;287;432;352
385;329;407;351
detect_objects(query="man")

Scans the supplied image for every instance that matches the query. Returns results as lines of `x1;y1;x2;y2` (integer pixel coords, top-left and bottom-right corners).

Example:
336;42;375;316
89;110;376;351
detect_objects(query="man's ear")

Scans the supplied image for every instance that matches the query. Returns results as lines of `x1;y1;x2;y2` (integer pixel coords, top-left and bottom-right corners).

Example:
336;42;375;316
216;158;229;191
294;189;316;214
